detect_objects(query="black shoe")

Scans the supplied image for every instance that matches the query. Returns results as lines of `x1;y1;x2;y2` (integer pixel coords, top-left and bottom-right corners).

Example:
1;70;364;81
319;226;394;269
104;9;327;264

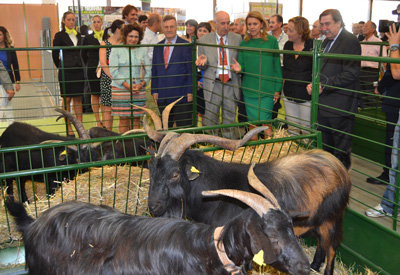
366;173;388;185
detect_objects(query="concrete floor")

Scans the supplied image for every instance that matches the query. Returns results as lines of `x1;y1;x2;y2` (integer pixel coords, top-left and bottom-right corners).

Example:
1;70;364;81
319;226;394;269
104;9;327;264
349;155;400;233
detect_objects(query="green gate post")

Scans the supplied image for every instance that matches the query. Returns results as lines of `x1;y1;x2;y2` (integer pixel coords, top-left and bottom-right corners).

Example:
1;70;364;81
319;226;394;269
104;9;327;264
129;46;134;130
191;37;198;127
60;48;68;135
310;39;322;131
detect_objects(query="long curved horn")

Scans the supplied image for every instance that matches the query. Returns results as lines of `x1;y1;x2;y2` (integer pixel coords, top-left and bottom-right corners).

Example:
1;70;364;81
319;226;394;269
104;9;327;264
121;129;146;136
143;115;166;142
157;132;180;156
161;96;184;130
248;163;280;209
131;105;162;130
202;189;275;217
55;108;90;140
163;126;269;161
40;140;68;144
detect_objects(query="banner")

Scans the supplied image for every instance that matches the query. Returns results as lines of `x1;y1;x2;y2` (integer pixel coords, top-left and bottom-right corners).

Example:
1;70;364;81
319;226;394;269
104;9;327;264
249;2;283;16
68;6;186;31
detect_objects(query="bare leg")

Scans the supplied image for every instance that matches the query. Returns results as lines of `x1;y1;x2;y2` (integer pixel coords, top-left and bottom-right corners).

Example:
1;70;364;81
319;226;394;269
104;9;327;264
91;94;101;127
72;96;83;123
62;97;74;135
101;105;113;131
118;116;130;133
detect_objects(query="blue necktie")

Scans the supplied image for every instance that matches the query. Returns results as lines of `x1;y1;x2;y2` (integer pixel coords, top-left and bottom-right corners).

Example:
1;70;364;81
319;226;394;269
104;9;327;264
324;39;333;53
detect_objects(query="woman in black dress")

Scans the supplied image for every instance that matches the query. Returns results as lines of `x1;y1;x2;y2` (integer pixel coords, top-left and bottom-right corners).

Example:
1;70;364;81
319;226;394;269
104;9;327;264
52;11;84;136
99;19;124;131
282;16;313;133
81;15;103;127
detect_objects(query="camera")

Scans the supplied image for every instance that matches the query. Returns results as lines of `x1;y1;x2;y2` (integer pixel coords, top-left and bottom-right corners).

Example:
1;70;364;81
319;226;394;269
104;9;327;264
379;20;400;33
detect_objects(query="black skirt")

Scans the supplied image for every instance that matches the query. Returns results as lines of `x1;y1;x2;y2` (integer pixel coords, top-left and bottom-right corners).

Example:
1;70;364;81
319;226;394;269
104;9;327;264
86;67;101;95
58;66;85;97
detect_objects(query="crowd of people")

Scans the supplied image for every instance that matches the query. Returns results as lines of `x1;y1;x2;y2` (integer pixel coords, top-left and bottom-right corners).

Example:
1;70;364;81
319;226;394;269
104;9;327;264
1;4;399;218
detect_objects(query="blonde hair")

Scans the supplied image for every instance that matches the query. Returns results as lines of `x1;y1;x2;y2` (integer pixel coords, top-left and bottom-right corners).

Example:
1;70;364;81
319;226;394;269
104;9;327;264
244;11;268;42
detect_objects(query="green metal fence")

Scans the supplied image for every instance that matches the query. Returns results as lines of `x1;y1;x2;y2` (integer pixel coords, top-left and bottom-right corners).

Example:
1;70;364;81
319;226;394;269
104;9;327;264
1;41;400;273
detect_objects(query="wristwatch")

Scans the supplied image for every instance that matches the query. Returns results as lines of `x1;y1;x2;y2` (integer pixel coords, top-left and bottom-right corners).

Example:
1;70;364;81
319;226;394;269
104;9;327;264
390;44;400;52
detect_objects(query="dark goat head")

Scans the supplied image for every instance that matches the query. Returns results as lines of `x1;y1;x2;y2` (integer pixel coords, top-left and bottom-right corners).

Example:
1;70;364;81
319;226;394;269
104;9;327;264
134;99;267;218
202;164;310;275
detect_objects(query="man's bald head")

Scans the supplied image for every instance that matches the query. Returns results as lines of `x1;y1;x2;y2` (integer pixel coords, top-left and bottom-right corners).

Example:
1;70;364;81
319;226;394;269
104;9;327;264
215;11;230;36
147;13;162;32
311;19;321;38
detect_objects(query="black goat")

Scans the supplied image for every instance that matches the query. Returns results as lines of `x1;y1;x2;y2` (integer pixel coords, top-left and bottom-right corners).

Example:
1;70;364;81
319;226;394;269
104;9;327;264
88;127;152;166
0;121;91;202
5;168;310;275
56;109;152;165
136;101;351;275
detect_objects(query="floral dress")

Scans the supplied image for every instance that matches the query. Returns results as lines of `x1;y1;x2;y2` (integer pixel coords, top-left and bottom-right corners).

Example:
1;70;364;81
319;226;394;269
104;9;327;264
100;39;112;106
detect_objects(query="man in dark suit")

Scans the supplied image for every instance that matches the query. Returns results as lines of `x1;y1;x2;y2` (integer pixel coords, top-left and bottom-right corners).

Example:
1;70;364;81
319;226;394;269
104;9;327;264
307;9;361;169
151;15;193;128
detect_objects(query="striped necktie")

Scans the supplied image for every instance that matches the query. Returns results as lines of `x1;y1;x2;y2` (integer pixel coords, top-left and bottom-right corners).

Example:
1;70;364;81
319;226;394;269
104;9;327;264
219;37;229;83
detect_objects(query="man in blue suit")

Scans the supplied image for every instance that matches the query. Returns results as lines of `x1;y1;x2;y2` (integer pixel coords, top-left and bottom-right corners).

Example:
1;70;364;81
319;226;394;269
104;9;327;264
151;15;193;128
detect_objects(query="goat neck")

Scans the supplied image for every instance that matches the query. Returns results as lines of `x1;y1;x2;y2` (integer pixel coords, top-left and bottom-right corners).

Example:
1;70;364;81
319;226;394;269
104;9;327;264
214;226;243;275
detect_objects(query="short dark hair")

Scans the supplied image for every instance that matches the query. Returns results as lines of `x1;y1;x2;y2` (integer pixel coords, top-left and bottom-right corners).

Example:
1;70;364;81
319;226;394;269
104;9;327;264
163;15;176;23
122;5;138;20
320;9;344;27
121;23;144;44
272;14;283;24
358;21;365;25
197;22;212;33
138;15;148;23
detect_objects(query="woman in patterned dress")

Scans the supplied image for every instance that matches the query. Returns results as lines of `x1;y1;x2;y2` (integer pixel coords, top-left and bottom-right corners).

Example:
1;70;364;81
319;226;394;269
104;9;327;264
109;23;151;133
99;19;124;131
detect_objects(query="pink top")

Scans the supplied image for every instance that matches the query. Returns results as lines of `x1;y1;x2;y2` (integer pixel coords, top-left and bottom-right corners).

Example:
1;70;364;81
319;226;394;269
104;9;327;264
361;35;387;69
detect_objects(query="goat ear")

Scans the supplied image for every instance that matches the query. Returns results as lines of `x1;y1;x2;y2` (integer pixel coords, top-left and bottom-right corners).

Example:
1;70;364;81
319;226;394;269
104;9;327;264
247;223;278;265
185;164;200;181
288;211;310;220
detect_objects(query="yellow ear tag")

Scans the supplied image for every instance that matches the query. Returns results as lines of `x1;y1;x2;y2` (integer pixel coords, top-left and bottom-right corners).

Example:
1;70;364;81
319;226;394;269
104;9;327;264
190;166;200;173
253;250;266;266
60;150;67;156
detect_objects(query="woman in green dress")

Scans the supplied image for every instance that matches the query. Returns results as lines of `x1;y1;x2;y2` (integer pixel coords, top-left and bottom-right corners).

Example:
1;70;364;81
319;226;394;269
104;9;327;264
231;11;282;136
